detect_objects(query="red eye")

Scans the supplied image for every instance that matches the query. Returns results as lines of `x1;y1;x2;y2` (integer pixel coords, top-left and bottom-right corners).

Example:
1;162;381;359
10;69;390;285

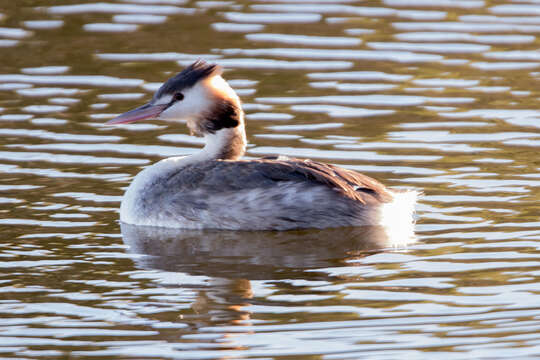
173;93;184;101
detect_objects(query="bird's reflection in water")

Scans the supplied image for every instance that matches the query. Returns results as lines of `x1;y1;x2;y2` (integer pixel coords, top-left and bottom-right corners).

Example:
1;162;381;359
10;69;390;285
121;224;415;277
120;224;416;325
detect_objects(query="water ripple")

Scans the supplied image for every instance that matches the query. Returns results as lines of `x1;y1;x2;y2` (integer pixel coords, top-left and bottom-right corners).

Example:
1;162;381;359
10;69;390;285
223;47;443;63
1;0;539;359
45;2;193;15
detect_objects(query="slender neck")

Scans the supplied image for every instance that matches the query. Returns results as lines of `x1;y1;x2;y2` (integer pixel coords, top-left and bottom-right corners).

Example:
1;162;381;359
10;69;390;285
190;94;246;161
198;125;246;161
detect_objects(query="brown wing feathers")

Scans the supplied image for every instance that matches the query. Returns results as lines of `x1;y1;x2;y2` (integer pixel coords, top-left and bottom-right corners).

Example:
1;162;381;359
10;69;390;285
167;157;393;205
254;158;393;204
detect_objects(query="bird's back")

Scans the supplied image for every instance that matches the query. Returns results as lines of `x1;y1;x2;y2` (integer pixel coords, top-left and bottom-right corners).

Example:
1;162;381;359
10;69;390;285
128;157;399;230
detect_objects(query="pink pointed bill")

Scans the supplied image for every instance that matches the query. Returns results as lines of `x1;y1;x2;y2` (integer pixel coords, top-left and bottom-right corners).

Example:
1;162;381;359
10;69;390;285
106;103;167;125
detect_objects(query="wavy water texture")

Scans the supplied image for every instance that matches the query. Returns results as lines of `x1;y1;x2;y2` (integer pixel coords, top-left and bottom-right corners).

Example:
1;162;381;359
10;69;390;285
0;0;539;359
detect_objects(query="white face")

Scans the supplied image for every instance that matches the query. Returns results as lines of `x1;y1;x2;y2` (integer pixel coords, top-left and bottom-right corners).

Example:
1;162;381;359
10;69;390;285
154;74;241;136
156;80;214;123
107;73;241;131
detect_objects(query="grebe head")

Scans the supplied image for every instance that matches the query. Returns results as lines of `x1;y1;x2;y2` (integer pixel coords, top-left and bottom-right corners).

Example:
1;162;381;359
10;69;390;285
107;60;244;137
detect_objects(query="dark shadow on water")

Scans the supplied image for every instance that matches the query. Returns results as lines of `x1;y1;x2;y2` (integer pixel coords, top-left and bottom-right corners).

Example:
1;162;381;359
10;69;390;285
121;223;415;280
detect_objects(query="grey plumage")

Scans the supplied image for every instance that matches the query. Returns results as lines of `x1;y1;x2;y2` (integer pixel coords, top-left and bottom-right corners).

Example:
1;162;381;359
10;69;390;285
134;157;394;230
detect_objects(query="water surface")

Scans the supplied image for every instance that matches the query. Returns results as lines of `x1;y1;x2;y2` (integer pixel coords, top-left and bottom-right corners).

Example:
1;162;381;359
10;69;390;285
0;0;539;358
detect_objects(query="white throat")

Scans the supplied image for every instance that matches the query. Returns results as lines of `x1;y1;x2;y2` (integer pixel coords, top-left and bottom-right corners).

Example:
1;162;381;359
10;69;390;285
198;126;246;161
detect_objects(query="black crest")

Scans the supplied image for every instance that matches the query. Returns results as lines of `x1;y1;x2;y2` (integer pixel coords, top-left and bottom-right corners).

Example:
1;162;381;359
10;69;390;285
154;60;220;100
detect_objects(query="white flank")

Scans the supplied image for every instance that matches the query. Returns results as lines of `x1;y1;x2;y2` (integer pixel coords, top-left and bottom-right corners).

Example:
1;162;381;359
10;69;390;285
378;190;420;246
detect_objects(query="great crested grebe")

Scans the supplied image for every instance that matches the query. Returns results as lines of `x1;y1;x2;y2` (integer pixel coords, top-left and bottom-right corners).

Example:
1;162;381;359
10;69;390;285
107;60;418;231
